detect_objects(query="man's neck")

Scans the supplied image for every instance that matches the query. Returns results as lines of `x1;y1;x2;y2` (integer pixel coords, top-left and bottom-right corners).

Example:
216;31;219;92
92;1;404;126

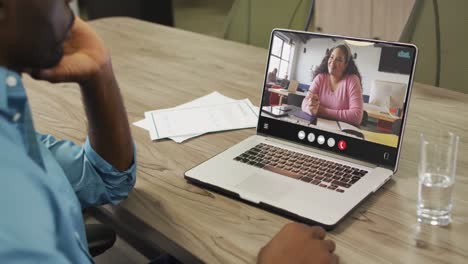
0;62;18;73
0;56;8;68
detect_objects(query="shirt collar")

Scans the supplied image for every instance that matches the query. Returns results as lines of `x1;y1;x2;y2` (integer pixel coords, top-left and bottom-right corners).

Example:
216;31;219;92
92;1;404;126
0;66;24;110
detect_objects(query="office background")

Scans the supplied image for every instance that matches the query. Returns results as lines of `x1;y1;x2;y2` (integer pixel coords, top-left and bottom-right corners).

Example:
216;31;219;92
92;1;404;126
72;0;467;94
66;1;467;263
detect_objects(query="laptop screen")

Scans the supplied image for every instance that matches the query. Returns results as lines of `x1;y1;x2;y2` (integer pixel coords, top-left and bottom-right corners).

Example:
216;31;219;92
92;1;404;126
257;30;417;169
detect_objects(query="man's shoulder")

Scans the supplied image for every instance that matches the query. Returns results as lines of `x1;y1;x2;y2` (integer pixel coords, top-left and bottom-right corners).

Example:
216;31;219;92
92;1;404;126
0;116;45;186
0;124;57;220
0;114;24;145
0;134;41;179
0;141;63;261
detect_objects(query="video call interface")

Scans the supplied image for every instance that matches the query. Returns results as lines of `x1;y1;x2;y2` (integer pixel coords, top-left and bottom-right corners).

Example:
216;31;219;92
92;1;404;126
261;31;415;149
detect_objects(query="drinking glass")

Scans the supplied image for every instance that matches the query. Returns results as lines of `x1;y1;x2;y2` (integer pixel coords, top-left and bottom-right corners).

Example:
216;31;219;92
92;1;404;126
417;132;459;226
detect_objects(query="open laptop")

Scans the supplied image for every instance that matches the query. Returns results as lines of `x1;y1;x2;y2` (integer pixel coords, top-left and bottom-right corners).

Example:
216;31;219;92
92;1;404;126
185;29;418;229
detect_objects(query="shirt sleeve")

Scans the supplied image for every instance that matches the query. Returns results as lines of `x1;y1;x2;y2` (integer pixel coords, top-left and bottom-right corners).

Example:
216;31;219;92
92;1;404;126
318;75;364;126
37;133;137;208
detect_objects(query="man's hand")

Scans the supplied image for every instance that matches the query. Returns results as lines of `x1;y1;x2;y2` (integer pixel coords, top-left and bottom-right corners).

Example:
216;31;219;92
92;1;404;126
33;16;110;84
30;16;133;172
308;94;320;115
258;223;338;264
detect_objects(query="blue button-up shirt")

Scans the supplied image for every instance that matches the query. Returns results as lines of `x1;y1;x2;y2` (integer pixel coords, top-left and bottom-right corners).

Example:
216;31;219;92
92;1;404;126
0;67;136;263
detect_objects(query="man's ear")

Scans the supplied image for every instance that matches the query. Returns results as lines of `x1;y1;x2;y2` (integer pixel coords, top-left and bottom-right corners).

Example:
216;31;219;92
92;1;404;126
0;0;6;21
0;0;11;22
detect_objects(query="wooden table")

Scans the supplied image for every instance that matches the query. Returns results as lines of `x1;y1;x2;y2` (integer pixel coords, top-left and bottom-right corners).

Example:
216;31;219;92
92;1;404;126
364;105;401;123
25;18;468;264
267;88;306;105
363;103;402;134
267;88;307;97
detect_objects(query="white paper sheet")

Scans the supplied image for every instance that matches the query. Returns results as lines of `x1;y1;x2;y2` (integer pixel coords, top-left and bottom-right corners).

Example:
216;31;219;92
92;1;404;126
338;121;361;132
133;92;259;143
316;119;340;132
145;99;258;140
133;118;152;131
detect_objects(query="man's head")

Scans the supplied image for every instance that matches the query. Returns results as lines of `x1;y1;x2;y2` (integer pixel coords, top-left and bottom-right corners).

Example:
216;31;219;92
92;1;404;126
0;0;75;71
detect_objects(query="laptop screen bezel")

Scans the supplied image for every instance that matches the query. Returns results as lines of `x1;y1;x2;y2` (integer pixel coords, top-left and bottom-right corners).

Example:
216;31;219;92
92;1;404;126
256;29;418;172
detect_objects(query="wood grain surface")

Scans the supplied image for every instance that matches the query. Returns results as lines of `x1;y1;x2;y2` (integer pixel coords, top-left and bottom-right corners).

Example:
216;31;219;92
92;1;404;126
24;18;468;264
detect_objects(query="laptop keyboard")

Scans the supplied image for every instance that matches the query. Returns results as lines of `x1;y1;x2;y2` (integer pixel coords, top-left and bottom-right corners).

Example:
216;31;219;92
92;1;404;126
233;143;368;193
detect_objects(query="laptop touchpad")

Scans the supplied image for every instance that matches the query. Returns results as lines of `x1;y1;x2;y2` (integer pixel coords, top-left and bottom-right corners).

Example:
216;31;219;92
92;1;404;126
235;173;289;203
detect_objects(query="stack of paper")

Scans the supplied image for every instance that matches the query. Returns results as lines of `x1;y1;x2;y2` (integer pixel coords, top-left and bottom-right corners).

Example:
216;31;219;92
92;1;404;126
134;92;259;143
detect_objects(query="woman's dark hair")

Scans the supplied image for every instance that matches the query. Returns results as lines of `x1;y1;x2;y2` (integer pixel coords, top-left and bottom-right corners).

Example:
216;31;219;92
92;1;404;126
312;44;362;86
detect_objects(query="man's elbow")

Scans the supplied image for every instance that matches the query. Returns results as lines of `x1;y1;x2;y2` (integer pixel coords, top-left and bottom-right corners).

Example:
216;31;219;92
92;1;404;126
105;168;137;205
107;179;136;205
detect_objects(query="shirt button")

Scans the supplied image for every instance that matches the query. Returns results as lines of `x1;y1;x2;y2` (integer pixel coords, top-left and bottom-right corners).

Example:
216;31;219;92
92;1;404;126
6;75;18;87
12;112;21;122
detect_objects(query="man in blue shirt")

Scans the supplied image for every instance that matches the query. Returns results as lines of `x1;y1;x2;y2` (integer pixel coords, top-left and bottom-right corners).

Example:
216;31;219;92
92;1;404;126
0;0;338;263
0;0;136;262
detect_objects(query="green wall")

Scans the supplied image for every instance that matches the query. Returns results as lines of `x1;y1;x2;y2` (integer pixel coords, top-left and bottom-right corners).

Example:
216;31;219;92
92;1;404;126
410;0;468;93
224;0;468;93
224;0;310;48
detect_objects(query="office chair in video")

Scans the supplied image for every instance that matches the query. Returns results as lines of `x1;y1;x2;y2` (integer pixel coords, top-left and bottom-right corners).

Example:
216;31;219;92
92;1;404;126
269;85;283;106
286;93;305;108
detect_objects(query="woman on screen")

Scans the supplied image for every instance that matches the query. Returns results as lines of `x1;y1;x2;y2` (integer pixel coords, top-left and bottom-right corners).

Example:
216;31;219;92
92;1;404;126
302;44;364;127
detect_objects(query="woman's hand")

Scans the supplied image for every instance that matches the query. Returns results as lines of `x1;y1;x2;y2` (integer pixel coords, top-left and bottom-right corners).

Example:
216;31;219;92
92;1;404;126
308;93;320;115
32;17;110;84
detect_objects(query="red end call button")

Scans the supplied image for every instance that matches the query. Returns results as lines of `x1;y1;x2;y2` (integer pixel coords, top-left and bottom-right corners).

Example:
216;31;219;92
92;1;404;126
338;140;347;150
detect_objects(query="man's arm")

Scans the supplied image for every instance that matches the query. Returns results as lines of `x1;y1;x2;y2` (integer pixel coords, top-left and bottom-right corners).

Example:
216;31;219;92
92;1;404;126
36;17;133;172
32;17;136;207
37;133;136;208
80;61;133;171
